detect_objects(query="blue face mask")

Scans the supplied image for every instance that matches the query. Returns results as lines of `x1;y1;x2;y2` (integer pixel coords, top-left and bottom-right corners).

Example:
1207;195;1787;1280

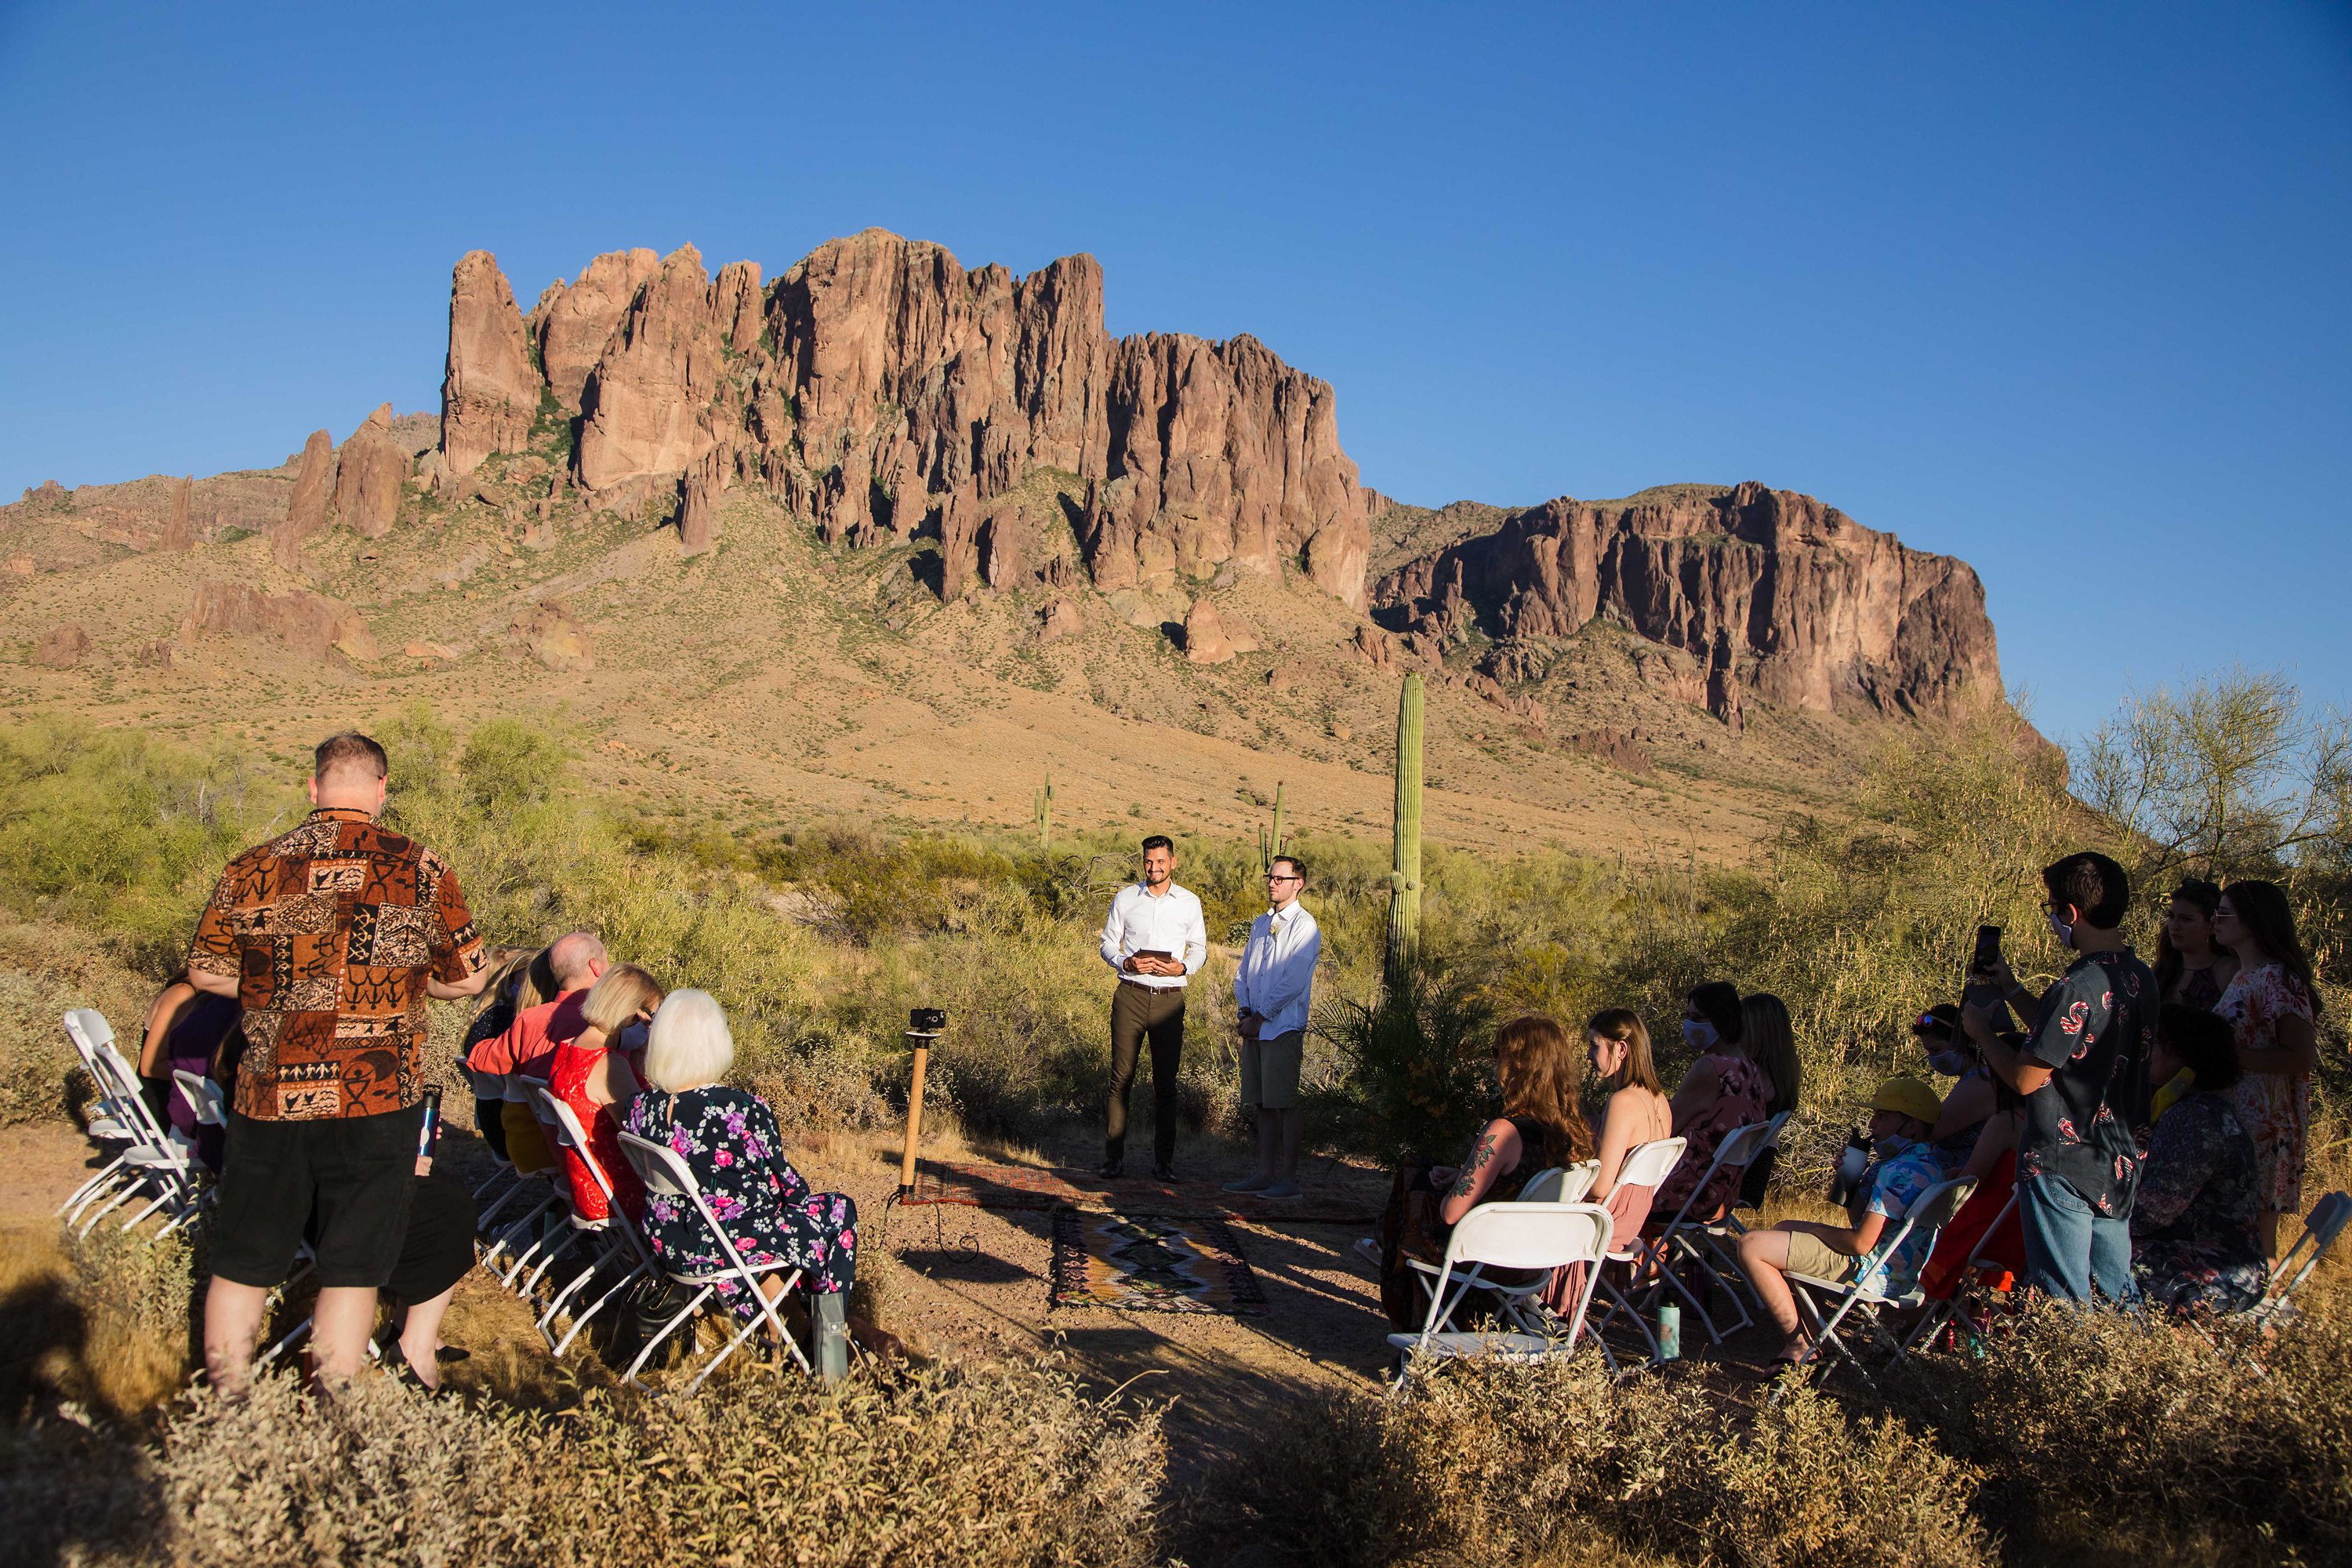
2047;908;2075;948
1682;1019;1718;1051
1926;1046;1973;1077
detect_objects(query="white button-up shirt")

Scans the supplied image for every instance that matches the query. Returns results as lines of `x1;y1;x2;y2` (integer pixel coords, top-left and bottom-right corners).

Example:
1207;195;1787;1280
1233;900;1321;1037
1098;881;1208;990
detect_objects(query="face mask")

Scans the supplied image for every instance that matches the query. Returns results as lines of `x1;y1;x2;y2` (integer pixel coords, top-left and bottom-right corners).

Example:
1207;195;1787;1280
1926;1047;1974;1077
1682;1019;1718;1051
2047;909;2075;948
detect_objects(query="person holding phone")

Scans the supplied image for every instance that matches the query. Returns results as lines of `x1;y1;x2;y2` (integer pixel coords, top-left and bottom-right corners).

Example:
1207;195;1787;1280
1962;851;2159;1305
1097;835;1208;1181
1226;856;1320;1198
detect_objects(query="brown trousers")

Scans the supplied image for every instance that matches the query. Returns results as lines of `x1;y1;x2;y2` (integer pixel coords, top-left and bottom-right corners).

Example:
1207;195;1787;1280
1105;982;1185;1168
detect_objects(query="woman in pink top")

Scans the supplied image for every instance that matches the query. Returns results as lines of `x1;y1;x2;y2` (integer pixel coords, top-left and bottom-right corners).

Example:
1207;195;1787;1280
546;964;664;1225
1548;1007;1678;1312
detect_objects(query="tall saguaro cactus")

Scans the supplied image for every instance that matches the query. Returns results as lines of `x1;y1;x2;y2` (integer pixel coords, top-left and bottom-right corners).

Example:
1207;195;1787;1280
1258;781;1289;877
1034;770;1054;850
1386;674;1425;985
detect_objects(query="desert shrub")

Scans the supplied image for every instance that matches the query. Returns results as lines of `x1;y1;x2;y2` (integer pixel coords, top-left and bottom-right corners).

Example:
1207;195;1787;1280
0;1415;163;1566
1206;1355;1989;1567
141;1358;1161;1567
0;917;156;1127
1886;1298;2352;1560
1318;967;1497;1164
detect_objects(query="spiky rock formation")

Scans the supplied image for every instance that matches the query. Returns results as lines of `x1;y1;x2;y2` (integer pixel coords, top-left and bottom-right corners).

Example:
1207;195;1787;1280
438;230;1371;608
274;430;335;571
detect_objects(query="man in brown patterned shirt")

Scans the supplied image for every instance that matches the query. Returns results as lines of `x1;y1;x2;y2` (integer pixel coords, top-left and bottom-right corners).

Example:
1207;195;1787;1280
188;731;489;1389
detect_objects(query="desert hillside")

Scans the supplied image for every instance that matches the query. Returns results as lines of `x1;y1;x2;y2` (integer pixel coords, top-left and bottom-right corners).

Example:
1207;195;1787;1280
0;230;2013;858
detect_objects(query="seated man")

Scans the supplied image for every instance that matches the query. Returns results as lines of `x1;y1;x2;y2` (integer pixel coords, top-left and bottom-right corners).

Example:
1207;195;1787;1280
1735;1076;1947;1363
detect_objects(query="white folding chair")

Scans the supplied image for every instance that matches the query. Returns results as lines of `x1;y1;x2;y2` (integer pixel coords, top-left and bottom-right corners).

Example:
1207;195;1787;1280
2268;1191;2351;1306
1900;1186;2020;1355
1697;1109;1792;1307
73;1028;198;1237
482;1074;570;1287
1583;1136;1689;1369
1400;1161;1602;1323
530;1087;653;1358
615;1129;811;1390
1385;1201;1614;1395
1642;1119;1777;1343
56;1011;148;1226
1785;1174;1978;1388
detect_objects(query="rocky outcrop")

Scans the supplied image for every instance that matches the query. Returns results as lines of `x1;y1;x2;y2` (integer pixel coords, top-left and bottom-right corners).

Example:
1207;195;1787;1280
439;230;1370;609
677;446;728;554
511;599;592;671
441;251;539;474
1182;599;1236;664
275;430;335;570
162;477;194;550
529;248;659;415
1374;482;1998;719
33;624;93;668
180;579;378;662
332;405;408;538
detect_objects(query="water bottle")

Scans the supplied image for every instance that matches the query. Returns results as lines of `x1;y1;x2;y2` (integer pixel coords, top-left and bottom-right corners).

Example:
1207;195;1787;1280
1830;1128;1871;1206
1657;1301;1682;1361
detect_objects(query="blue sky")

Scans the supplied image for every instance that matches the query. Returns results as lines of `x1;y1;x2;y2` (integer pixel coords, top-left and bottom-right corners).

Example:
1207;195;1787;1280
2;2;2346;743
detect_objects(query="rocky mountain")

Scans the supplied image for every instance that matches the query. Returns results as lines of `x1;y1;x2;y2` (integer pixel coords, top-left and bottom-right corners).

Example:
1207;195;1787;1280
1370;482;1998;728
437;230;1371;610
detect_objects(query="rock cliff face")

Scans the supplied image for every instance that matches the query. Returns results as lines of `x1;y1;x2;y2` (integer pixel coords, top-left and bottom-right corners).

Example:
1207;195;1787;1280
332;404;408;538
1374;482;1998;718
440;230;1370;608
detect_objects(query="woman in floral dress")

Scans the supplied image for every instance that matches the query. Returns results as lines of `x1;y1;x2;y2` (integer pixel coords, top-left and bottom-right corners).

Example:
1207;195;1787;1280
2212;881;2323;1258
2132;1004;2267;1314
621;989;858;1320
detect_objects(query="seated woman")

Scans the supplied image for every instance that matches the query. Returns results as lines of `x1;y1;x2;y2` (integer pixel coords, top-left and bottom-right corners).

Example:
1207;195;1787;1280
1370;1014;1594;1328
135;971;245;1169
546;963;662;1225
621;989;866;1340
1734;1077;1946;1363
1741;992;1803;1120
1648;981;1769;1226
1585;1007;1674;1235
2132;1004;2267;1316
1922;1004;2000;1172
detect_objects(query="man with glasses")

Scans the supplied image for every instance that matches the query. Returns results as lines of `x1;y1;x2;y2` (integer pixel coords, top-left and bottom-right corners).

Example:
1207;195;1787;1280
1098;835;1208;1181
1225;855;1321;1199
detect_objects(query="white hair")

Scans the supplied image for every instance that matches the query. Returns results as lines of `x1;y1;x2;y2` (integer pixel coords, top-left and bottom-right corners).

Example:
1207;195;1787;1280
641;988;735;1091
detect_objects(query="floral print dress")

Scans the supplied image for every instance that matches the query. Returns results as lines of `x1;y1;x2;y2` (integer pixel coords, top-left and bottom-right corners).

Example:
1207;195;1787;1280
621;1085;858;1319
2217;963;2316;1213
2131;1091;2266;1315
1649;1054;1768;1226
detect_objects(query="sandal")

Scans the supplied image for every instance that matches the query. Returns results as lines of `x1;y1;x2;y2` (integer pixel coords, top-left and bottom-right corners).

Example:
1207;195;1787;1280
383;1344;446;1398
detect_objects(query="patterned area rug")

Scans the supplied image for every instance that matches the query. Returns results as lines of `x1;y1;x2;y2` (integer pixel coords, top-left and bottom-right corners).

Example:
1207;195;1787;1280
1049;1208;1269;1316
905;1158;1381;1224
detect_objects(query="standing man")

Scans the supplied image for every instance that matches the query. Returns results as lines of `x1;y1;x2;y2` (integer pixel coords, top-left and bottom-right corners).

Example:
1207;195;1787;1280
1098;834;1208;1181
1963;851;2158;1305
187;732;489;1390
1226;855;1320;1200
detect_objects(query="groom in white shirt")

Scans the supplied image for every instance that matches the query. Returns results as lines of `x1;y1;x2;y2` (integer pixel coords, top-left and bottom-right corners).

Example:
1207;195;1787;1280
1225;855;1320;1199
1097;835;1208;1181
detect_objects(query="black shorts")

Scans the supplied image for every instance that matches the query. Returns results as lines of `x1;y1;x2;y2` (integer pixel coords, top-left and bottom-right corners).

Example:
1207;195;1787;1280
211;1105;423;1290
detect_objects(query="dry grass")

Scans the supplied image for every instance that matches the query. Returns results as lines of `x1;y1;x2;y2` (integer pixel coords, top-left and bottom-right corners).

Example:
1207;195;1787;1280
1197;1354;1990;1568
0;1220;198;1421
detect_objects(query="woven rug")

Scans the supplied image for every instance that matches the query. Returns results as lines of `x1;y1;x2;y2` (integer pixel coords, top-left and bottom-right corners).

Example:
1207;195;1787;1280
905;1157;1381;1224
1049;1208;1269;1316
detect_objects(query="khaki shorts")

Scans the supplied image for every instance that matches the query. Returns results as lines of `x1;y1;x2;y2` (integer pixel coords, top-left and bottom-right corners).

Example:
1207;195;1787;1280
1784;1231;1867;1285
1240;1029;1305;1110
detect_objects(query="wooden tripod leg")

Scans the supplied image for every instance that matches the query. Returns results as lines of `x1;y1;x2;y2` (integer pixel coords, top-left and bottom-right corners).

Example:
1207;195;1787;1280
898;1041;929;1194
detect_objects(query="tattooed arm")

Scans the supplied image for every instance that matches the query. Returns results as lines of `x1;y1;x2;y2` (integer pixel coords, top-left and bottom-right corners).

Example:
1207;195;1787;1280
1440;1119;1523;1226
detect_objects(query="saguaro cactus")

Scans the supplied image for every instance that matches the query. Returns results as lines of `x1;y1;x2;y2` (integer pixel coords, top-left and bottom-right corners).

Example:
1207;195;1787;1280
1386;674;1424;985
1034;770;1054;850
1258;781;1289;877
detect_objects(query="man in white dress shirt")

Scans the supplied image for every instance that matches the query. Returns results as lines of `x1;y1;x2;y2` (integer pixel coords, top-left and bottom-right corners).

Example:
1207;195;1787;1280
1097;835;1208;1181
1225;855;1321;1199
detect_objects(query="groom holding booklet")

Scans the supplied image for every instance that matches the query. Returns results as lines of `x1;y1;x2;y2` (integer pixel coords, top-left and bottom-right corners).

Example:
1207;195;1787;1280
1096;835;1208;1181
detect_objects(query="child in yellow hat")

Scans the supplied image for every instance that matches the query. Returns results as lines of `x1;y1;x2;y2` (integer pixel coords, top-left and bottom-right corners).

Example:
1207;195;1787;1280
1734;1076;1947;1363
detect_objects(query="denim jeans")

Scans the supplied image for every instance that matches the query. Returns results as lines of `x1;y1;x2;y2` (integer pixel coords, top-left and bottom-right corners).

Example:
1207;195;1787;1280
2017;1172;2140;1305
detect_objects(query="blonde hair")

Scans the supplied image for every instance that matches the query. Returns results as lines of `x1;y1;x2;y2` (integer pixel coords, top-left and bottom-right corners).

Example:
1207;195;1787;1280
641;988;733;1091
583;964;664;1036
1494;1014;1595;1165
1586;1007;1665;1095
